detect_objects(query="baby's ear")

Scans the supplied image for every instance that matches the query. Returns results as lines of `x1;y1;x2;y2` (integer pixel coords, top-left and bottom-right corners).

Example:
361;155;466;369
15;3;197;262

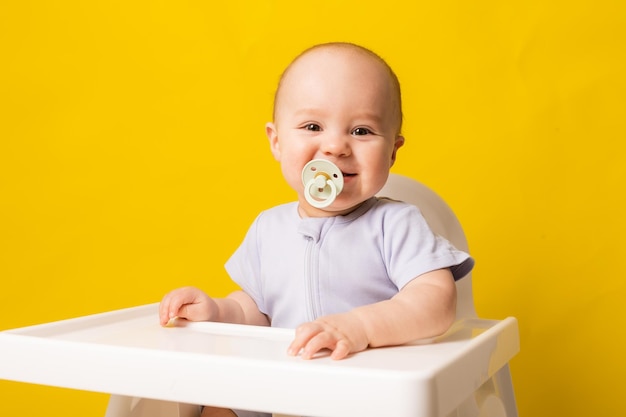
266;122;281;161
390;135;405;166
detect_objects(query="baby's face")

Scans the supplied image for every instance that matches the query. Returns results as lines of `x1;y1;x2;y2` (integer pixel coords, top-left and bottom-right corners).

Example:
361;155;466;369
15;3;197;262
267;47;404;217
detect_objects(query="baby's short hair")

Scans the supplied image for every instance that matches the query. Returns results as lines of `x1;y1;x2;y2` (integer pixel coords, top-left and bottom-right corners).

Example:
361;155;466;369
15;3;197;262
273;42;403;134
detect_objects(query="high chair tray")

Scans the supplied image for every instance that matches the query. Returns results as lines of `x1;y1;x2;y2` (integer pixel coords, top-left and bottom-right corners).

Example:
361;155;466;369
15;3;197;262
0;303;518;417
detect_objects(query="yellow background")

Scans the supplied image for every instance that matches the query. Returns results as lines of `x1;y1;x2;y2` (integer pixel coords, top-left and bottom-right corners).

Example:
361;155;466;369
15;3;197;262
1;1;625;415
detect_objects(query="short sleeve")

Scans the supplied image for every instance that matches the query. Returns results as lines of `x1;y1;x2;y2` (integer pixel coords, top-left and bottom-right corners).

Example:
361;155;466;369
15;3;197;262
383;204;474;288
224;215;266;314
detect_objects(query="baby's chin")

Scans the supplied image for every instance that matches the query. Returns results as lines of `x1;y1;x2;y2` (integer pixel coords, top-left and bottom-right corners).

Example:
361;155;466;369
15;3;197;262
298;195;370;218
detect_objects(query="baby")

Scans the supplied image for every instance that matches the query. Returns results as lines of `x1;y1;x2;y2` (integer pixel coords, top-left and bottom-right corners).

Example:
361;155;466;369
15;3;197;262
159;42;473;417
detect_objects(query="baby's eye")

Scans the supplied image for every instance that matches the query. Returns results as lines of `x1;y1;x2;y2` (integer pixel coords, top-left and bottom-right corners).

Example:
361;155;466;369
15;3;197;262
352;127;372;136
304;123;321;131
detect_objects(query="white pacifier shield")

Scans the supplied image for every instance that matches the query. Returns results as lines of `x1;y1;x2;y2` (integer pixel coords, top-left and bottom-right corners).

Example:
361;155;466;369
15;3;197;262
301;159;344;208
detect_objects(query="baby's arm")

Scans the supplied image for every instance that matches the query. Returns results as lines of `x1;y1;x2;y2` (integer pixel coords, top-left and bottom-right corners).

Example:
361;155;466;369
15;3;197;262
159;287;270;327
287;268;457;360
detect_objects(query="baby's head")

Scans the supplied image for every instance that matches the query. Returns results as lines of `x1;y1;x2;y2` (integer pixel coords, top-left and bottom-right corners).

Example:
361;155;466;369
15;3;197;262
266;42;405;217
273;43;403;135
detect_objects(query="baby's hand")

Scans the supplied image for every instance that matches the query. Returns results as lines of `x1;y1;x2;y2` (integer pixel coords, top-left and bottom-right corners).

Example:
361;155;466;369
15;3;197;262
159;286;219;326
287;313;369;360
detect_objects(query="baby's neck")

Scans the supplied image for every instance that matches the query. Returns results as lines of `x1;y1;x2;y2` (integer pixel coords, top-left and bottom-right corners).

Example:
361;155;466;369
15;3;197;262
297;198;372;219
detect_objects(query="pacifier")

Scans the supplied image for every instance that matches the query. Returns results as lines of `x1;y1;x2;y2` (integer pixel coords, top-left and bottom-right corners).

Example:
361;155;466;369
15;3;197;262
301;159;344;208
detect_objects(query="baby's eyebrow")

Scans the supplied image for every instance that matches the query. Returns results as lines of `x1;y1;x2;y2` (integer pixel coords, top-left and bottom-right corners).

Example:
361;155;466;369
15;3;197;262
352;112;387;126
355;112;383;121
292;107;326;118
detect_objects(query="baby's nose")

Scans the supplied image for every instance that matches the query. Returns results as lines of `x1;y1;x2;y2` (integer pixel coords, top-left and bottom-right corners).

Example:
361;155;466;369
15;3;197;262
320;133;351;157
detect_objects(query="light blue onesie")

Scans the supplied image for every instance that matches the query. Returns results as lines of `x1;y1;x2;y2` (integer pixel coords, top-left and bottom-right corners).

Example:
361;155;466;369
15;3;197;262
225;197;474;417
226;196;473;328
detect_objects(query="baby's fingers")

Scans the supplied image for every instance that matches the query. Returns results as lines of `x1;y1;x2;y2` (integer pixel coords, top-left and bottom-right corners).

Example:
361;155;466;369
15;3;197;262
305;333;353;360
158;290;190;325
287;322;323;357
159;302;180;326
159;294;175;325
288;323;351;360
299;332;338;359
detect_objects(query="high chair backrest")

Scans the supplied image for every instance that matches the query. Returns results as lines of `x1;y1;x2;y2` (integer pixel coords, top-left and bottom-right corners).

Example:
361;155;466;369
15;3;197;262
377;174;477;319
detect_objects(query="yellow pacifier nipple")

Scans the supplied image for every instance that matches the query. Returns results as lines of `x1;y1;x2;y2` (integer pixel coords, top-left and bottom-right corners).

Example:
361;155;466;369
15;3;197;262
301;159;344;208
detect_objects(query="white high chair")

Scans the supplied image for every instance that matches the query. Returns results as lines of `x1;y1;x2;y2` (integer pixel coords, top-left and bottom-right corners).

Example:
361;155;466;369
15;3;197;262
109;174;519;417
0;174;519;417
